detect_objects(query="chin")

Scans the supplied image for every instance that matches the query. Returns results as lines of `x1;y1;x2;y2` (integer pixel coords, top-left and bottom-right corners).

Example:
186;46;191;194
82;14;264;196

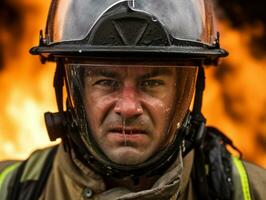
106;147;150;165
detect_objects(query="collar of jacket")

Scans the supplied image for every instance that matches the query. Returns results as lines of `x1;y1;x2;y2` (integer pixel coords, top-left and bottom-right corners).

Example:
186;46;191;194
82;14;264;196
52;144;194;200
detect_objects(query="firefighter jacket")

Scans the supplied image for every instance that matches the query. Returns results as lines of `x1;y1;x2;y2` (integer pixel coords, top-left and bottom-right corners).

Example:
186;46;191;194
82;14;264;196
0;138;265;200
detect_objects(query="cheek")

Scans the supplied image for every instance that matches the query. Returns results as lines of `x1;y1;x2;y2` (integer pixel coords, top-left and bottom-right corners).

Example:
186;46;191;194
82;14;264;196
141;91;175;130
84;91;117;127
144;84;176;112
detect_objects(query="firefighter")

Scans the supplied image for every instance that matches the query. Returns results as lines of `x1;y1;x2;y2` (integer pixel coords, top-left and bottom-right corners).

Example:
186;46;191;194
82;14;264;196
0;0;265;200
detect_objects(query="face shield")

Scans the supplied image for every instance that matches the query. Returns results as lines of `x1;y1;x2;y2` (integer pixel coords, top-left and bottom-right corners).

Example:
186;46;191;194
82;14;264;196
64;60;197;167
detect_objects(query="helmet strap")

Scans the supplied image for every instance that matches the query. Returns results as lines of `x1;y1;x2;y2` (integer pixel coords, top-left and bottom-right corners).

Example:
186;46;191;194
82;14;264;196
53;60;65;112
192;65;205;118
183;65;207;155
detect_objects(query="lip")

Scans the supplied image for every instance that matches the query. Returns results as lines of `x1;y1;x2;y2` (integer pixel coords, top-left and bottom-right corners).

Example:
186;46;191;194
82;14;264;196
108;127;147;135
106;127;148;143
107;132;147;144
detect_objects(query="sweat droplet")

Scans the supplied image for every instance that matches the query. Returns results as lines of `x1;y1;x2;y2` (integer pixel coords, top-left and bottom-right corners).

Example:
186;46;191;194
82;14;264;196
136;105;143;113
164;108;170;113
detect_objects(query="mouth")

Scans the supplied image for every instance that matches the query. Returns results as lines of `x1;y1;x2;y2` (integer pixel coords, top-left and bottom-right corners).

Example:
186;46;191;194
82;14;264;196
109;127;147;135
106;127;149;144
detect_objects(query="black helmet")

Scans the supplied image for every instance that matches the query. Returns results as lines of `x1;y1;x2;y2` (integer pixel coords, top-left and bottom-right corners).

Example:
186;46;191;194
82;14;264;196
30;0;228;178
31;0;227;63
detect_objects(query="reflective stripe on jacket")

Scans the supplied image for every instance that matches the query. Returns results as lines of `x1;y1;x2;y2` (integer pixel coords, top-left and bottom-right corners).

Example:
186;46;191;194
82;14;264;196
0;146;57;200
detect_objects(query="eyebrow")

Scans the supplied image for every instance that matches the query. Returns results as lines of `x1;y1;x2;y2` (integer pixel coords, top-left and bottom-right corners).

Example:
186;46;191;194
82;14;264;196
85;67;173;79
85;69;120;79
140;68;173;80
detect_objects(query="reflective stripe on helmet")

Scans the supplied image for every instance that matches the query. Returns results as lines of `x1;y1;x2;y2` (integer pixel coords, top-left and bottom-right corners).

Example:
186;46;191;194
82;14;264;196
232;156;252;200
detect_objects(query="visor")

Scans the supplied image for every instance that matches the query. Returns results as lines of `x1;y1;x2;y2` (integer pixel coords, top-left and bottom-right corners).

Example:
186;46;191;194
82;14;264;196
64;61;197;166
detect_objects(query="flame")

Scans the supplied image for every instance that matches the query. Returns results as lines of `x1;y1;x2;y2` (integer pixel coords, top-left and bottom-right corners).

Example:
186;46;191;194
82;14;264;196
203;21;266;167
0;1;57;160
0;1;265;168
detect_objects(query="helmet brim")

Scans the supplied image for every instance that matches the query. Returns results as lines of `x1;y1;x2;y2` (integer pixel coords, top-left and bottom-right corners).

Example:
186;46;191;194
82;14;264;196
30;42;228;65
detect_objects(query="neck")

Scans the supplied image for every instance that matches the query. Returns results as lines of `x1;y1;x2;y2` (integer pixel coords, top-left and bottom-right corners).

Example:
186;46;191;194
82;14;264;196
105;175;160;192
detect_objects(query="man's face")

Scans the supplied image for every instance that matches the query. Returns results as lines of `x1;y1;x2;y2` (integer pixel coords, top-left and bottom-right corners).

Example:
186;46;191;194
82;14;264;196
83;66;177;165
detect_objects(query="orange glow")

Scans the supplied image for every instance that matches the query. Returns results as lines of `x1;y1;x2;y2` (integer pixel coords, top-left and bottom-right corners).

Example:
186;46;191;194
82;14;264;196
0;1;265;168
203;21;266;167
0;1;57;160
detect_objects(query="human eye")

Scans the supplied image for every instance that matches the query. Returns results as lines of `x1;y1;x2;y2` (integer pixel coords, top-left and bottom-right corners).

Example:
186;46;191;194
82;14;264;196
94;79;120;89
140;79;164;89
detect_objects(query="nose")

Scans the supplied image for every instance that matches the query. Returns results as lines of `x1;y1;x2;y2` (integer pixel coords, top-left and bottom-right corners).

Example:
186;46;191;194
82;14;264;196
114;86;143;118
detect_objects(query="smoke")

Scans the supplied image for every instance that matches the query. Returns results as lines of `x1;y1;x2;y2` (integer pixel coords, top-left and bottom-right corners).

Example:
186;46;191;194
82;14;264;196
216;0;266;58
0;1;56;159
0;0;24;69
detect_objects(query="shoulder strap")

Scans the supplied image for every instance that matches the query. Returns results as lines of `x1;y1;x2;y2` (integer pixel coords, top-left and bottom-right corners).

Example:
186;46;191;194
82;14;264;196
192;127;234;200
192;127;253;200
231;156;252;200
0;145;58;200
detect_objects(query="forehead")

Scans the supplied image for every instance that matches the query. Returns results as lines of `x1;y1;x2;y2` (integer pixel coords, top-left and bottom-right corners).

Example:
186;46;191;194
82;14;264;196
84;66;176;78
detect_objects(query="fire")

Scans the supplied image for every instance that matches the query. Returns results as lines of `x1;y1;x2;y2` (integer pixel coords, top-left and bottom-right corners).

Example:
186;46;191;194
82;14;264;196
0;1;57;160
0;1;265;168
203;21;266;167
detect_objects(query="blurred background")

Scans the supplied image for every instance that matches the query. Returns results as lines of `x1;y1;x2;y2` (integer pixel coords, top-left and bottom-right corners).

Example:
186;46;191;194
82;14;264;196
0;0;265;168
